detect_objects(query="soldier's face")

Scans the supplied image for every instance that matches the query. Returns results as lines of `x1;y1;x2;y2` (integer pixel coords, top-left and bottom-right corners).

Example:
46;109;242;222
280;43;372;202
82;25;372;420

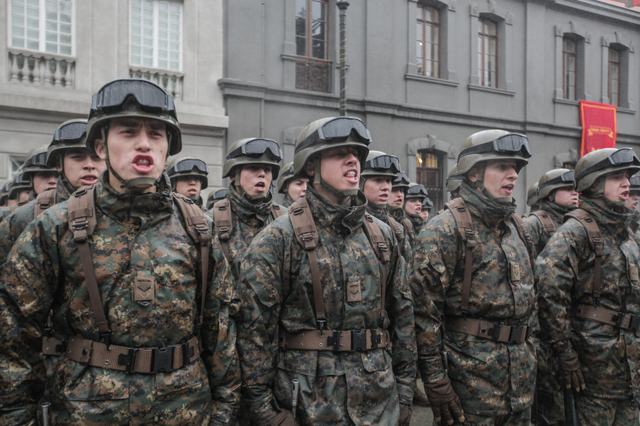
175;176;202;198
236;164;272;196
388;189;405;208
626;192;640;210
420;209;429;221
18;189;31;202
473;160;518;199
60;148;106;188
94;117;168;193
404;198;422;215
32;171;58;195
604;170;630;203
553;187;579;208
287;177;308;201
306;147;360;203
363;176;392;205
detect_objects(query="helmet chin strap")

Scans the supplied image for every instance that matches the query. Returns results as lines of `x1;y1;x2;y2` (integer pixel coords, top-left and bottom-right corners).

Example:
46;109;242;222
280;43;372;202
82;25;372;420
58;161;79;193
234;168;269;202
313;157;358;200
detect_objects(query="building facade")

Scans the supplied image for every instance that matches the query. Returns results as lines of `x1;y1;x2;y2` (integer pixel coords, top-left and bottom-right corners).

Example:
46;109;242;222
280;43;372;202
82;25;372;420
221;0;640;213
1;0;227;196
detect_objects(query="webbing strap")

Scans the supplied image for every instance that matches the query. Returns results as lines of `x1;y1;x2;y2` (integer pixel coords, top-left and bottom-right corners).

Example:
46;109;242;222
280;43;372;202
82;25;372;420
271;203;285;219
34;189;56;218
401;217;415;241
363;213;390;322
532;210;556;238
445;198;476;313
511;213;537;270
213;198;232;261
387;216;404;241
565;209;604;304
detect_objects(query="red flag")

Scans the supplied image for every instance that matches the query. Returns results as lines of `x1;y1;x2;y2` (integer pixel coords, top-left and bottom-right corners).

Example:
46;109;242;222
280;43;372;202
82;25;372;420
580;100;617;157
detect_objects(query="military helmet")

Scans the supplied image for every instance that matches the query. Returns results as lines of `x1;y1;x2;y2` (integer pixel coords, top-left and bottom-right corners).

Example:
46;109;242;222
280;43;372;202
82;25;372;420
86;79;181;156
446;164;464;193
361;151;401;179
527;182;539;207
8;172;31;200
537;168;575;200
574;148;640;193
457;129;531;176
422;197;434;210
392;171;411;191
0;182;10;205
405;183;428;200
47;119;89;167
22;144;57;179
165;156;209;190
222;138;283;180
293;116;371;177
630;173;640;193
277;162;295;194
205;188;227;210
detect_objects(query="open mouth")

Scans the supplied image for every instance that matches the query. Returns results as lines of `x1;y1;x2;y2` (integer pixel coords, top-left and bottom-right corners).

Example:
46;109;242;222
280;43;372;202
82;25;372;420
255;182;267;192
344;170;358;184
502;184;514;194
132;155;154;173
80;174;98;185
620;190;630;200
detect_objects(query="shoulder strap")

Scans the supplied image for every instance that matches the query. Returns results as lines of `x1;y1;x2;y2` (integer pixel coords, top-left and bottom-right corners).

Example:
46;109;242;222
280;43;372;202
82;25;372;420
212;198;232;261
532;210;556;238
401;217;415;241
34;188;56;218
363;213;391;323
387;216;404;241
565;209;604;305
68;186;110;342
445;198;476;314
271;203;285;219
510;213;537;269
172;193;211;329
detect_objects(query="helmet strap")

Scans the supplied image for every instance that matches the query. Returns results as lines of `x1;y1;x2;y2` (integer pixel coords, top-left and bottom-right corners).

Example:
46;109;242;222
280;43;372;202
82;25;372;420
101;127;157;193
58;160;79;193
313;157;359;200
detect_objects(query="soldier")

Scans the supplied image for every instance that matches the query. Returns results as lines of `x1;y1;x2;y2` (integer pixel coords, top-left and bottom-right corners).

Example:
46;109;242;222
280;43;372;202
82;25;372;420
421;197;433;221
389;171;417;247
404;183;428;236
0;182;9;208
206;188;228;211
446;165;463;200
236;116;416;425
410;129;536;426
166;156;209;208
277;161;309;207
627;174;640;211
0;79;238;425
537;147;640;426
527;182;540;213
0;120;106;263
21;145;59;196
8;170;33;207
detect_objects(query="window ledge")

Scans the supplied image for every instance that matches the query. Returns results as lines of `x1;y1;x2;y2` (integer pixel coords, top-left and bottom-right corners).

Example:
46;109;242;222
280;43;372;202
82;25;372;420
617;107;636;115
468;84;515;96
405;74;459;87
8;47;77;62
129;67;184;100
553;98;579;106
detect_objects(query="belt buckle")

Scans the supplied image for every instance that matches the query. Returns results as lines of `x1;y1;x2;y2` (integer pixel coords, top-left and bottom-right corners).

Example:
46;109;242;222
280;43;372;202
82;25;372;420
352;330;367;352
182;341;195;365
490;324;503;342
508;326;526;344
151;347;174;373
326;330;341;351
118;348;138;374
370;330;380;350
630;315;640;332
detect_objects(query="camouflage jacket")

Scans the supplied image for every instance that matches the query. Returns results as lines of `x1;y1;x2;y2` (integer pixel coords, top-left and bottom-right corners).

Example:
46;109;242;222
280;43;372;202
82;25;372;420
0;177;72;264
537;197;640;400
389;206;415;246
405;212;426;238
523;199;573;257
206;185;285;282
0;204;17;222
409;183;537;417
0;175;239;426
367;202;413;267
237;188;416;425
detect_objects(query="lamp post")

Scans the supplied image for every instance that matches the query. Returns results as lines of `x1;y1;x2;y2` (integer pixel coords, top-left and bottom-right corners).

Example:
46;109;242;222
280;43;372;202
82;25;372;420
336;0;349;116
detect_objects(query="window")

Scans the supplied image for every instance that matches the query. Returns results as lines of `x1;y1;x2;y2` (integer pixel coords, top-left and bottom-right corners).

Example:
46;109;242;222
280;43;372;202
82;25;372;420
416;5;440;78
416;150;444;211
130;0;182;71
478;19;497;88
608;48;620;107
10;0;73;55
563;38;577;100
295;0;331;93
10;157;25;178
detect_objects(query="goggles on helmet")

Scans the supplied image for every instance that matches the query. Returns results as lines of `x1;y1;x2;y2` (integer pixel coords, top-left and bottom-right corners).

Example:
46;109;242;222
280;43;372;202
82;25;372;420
447;174;464;184
226;138;283;161
540;170;574;190
23;152;48;169
393;172;411;187
576;148;640;183
458;133;532;161
630;175;640;189
297;117;372;153
365;155;401;174
168;158;209;175
53;121;87;143
422;197;434;208
90;79;176;116
407;185;428;197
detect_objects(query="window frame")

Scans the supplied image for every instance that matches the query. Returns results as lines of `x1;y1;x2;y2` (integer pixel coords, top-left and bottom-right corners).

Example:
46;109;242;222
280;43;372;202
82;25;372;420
295;0;330;61
478;18;498;88
415;149;444;212
9;0;75;56
563;38;577;100
608;47;621;107
416;4;441;78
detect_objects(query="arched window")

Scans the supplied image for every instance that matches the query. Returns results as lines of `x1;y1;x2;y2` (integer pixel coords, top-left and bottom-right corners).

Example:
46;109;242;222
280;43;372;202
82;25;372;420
416;150;444;211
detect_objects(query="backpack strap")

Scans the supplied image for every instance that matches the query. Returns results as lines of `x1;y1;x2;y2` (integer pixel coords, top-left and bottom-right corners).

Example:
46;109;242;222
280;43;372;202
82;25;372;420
510;213;537;270
212;198;232;261
363;213;391;323
565;209;604;305
401;218;415;241
531;210;556;238
172;193;211;330
288;198;326;331
445;198;476;314
387;216;405;242
271;203;285;220
34;188;56;218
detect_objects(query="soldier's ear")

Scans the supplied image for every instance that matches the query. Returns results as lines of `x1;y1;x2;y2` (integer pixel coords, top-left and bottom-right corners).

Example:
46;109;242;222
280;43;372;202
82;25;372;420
94;139;107;161
467;167;479;183
305;160;315;177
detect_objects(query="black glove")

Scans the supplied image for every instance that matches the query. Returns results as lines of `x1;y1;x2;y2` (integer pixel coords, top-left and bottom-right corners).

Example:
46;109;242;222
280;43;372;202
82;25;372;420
268;410;298;426
424;376;465;426
398;403;412;426
556;349;585;392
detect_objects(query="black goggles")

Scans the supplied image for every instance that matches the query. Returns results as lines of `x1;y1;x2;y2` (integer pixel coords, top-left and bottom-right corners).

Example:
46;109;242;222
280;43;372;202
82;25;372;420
23;152;48;168
13;174;30;186
91;79;176;116
53;121;87;143
422;198;433;207
296;117;372;152
169;158;208;175
630;175;640;189
576;148;640;182
540;170;575;190
212;188;228;201
458;133;531;161
407;185;428;197
447;175;464;183
393;172;411;186
226;139;283;161
365;155;401;174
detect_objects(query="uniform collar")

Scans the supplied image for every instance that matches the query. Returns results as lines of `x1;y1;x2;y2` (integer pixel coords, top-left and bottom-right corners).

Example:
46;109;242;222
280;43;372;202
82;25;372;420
228;184;273;227
306;186;367;235
460;181;517;228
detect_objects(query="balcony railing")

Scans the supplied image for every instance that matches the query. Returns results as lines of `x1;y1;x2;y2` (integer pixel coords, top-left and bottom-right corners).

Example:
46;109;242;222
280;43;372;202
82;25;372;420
8;49;76;88
129;67;184;100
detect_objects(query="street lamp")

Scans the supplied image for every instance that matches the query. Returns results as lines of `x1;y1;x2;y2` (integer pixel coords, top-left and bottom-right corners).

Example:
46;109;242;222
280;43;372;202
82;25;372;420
336;0;349;116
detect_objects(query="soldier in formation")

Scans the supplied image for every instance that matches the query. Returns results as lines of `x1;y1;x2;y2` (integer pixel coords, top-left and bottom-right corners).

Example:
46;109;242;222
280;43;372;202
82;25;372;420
404;183;429;236
277;161;308;208
165;156;210;208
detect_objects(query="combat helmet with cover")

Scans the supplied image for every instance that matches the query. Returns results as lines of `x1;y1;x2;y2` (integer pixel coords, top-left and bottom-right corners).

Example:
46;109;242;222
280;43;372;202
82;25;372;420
223;138;283;200
405;183;428;200
277;162;295;194
537;168;575;200
166;156;209;190
527;182;539;207
446;164;464;194
630;173;640;194
361;151;401;179
8;170;31;202
574;148;640;196
205;188;227;210
46;119;90;192
392;171;411;192
22;144;57;182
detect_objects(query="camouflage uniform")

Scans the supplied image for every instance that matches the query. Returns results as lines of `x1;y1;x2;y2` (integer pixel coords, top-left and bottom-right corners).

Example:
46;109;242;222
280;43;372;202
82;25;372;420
282;193;295;208
367;202;412;266
405;212;426;238
237;187;416;425
410;182;537;419
0;176;239;425
537;196;640;425
389;207;415;246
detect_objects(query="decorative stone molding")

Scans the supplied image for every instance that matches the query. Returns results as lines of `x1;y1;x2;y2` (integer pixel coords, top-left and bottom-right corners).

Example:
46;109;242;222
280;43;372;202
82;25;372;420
8;49;76;88
129;67;185;100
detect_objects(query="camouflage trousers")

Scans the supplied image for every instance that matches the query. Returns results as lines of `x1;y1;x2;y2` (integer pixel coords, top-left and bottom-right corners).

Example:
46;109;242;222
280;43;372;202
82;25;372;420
434;408;531;426
576;394;639;426
535;342;565;426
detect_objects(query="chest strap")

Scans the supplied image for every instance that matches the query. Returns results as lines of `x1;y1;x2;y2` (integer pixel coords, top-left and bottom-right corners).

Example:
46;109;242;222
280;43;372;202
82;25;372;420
565;209;604;305
271;203;285;219
278;328;390;352
213;198;232;261
66;335;200;374
572;304;640;332
444;316;531;344
34;188;56;218
401;217;415;241
387;216;405;241
445;198;477;314
531;210;556;238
